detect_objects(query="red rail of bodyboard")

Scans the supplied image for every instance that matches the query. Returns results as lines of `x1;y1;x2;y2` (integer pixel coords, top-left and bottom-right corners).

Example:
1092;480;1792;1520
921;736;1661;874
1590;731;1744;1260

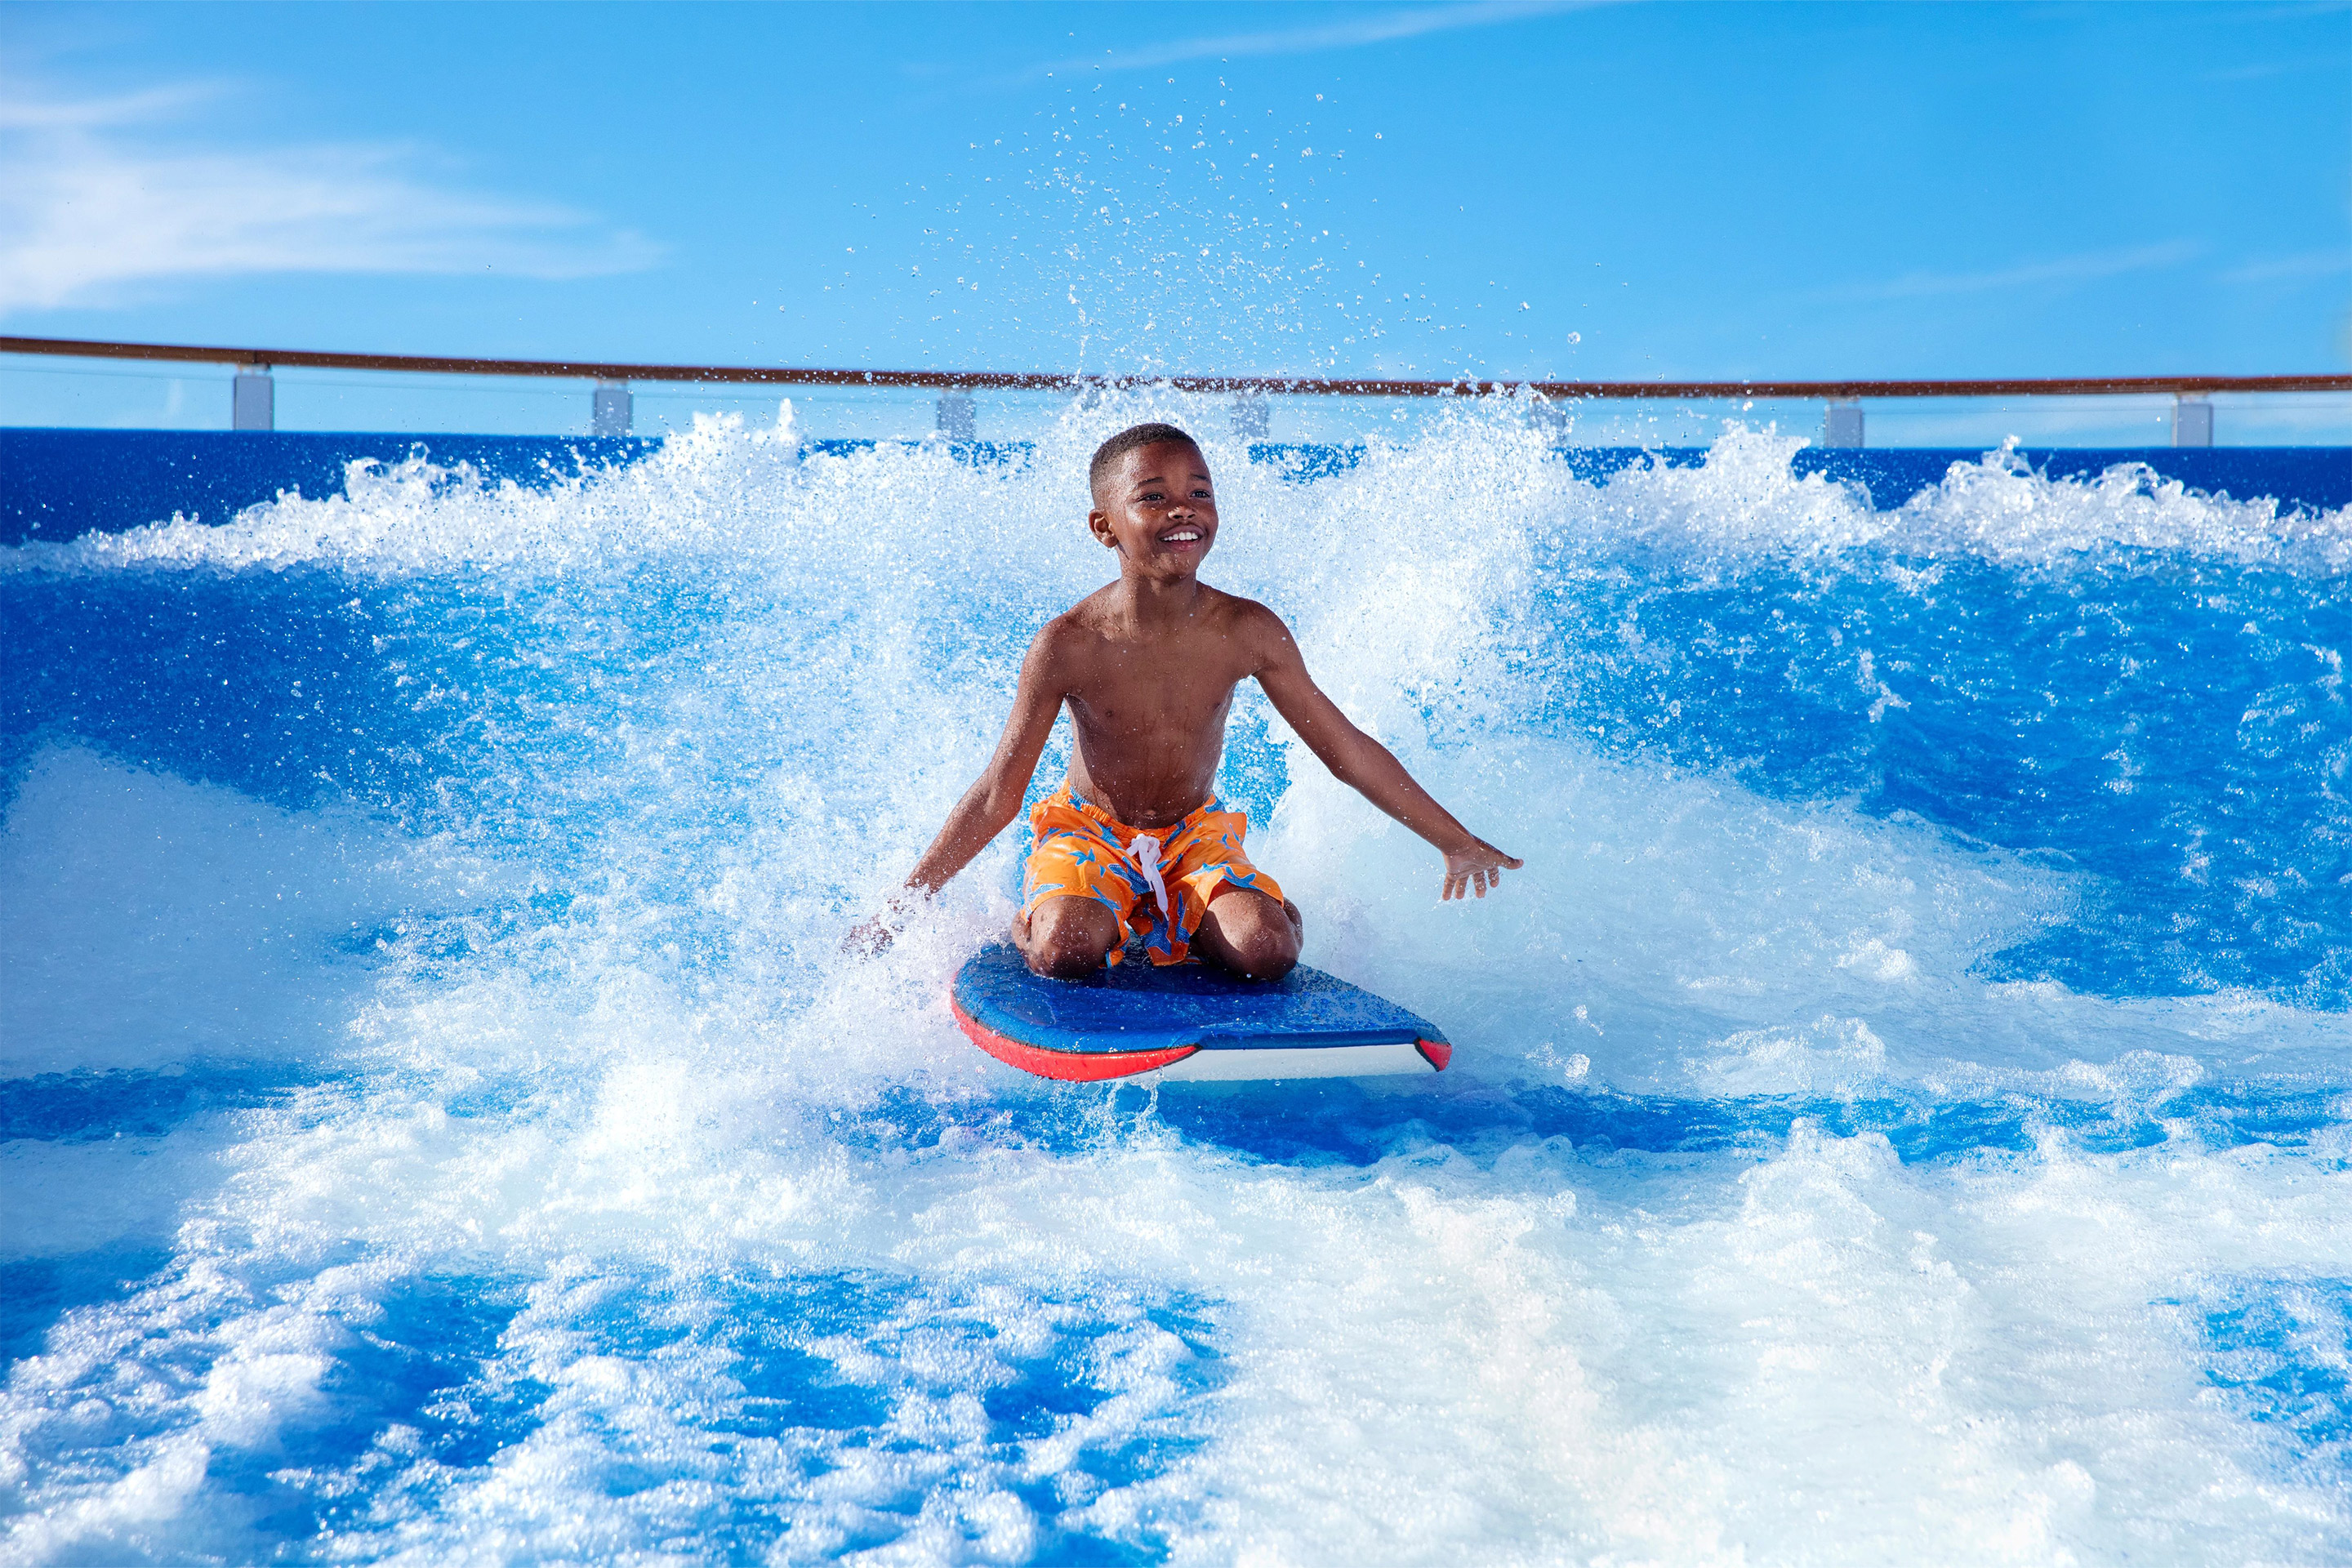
951;997;1200;1081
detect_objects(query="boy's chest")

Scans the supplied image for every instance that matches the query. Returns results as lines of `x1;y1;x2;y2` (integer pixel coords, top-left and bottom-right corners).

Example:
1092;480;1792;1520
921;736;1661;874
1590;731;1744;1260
1064;635;1252;731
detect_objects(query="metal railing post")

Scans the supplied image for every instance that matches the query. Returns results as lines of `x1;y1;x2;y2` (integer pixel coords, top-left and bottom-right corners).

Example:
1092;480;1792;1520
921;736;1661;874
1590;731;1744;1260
1230;394;1270;442
232;366;274;431
2173;394;2213;448
591;381;631;435
1820;398;1864;448
937;389;976;441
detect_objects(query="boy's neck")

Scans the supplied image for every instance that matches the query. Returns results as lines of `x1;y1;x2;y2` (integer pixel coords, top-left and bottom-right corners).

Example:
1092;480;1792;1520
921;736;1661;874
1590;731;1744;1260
1109;564;1205;628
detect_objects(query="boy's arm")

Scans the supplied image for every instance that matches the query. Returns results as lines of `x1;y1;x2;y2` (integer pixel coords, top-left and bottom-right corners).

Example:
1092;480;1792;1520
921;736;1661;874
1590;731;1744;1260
1250;608;1524;901
846;629;1067;951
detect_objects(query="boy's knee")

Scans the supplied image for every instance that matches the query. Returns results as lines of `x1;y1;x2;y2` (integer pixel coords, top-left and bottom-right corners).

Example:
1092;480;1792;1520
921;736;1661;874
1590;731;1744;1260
1023;899;1118;979
1215;893;1299;980
1236;926;1298;980
1032;940;1108;980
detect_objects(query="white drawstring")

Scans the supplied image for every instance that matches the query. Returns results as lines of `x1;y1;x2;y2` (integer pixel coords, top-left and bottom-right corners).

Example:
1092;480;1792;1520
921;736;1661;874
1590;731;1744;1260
1126;831;1170;926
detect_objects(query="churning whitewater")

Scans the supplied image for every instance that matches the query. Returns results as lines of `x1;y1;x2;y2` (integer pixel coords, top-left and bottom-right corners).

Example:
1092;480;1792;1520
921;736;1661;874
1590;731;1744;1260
2;405;2349;1565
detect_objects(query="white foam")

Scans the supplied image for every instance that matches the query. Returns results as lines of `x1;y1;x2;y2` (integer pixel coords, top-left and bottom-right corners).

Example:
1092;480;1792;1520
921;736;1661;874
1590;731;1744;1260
0;747;514;1077
5;408;2341;584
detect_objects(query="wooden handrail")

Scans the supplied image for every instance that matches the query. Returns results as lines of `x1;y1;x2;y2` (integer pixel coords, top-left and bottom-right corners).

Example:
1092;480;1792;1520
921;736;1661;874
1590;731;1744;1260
4;334;2346;399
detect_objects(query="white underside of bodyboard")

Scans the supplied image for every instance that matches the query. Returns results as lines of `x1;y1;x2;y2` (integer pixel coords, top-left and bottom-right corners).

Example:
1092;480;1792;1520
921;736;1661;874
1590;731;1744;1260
1137;1041;1436;1082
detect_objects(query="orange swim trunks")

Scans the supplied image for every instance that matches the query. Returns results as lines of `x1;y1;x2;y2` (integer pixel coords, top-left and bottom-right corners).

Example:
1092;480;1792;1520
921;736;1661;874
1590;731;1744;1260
1021;786;1285;966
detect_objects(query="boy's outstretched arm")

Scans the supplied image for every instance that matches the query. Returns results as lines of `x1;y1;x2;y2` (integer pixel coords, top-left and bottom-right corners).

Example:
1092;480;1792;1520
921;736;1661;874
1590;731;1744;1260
1251;610;1524;900
845;632;1064;952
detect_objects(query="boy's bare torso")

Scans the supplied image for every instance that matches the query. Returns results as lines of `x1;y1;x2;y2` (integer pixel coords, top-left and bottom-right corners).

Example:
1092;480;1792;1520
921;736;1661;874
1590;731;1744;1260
1046;581;1274;829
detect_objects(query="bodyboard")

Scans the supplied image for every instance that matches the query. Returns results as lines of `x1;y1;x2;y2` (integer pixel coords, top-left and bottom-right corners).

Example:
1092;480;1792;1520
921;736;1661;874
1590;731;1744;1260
949;942;1451;1083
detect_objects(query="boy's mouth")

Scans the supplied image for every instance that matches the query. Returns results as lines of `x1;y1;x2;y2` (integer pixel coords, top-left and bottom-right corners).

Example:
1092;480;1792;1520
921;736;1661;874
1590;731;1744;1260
1159;528;1203;547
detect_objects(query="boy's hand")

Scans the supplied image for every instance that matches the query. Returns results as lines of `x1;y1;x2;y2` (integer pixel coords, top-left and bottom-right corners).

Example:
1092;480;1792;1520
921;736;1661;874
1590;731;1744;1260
841;893;922;956
1441;838;1524;901
842;915;896;956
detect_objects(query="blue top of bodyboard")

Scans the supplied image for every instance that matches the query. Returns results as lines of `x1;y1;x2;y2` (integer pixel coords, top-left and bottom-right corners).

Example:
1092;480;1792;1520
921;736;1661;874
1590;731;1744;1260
951;942;1445;1056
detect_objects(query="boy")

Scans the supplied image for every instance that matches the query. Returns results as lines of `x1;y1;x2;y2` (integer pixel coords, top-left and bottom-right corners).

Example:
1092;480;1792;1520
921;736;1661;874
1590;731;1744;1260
854;422;1521;980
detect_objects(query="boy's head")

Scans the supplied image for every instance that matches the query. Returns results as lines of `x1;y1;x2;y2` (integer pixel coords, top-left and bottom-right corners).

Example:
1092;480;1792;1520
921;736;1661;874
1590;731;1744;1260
1088;422;1204;506
1086;422;1218;573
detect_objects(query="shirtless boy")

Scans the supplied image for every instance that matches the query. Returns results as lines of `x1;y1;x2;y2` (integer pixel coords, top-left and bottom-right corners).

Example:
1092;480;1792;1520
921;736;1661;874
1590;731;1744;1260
856;421;1521;981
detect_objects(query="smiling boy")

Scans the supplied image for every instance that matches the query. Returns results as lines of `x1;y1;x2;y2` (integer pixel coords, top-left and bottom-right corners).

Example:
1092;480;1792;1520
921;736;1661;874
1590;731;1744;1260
855;421;1521;980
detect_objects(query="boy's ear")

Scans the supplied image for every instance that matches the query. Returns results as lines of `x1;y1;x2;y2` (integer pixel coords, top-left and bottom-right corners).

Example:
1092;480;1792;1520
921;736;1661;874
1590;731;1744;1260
1087;508;1119;550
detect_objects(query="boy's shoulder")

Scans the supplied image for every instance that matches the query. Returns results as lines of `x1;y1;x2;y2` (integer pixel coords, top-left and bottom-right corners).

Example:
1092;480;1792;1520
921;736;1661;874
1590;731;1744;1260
1183;582;1289;636
1202;582;1283;622
1028;584;1112;650
1197;586;1296;648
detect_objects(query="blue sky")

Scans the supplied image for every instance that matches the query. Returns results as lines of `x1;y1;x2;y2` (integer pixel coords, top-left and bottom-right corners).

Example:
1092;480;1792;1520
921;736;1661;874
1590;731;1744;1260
2;1;2346;436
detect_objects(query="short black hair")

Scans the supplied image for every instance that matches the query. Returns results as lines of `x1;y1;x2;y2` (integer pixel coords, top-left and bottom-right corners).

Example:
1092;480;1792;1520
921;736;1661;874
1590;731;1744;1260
1089;422;1203;501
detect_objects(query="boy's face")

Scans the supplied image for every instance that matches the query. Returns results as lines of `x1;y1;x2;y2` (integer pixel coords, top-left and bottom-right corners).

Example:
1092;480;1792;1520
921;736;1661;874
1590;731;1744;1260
1089;440;1218;575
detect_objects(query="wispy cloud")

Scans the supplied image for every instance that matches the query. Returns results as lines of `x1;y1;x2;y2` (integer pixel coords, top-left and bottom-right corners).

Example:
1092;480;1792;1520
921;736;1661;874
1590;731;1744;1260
1006;0;1615;82
0;80;660;317
0;82;221;130
1814;242;2202;304
2221;249;2352;284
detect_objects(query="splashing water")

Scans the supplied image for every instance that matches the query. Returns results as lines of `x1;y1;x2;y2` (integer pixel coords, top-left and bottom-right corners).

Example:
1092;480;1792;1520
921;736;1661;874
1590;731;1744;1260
3;408;2350;1564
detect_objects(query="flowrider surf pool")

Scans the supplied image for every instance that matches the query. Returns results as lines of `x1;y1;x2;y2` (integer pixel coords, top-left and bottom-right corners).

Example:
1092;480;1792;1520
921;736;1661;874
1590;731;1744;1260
3;415;2348;1563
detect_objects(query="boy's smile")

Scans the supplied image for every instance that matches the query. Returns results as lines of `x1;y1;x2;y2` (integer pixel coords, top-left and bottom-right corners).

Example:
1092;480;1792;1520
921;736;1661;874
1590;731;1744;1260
1090;439;1218;572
